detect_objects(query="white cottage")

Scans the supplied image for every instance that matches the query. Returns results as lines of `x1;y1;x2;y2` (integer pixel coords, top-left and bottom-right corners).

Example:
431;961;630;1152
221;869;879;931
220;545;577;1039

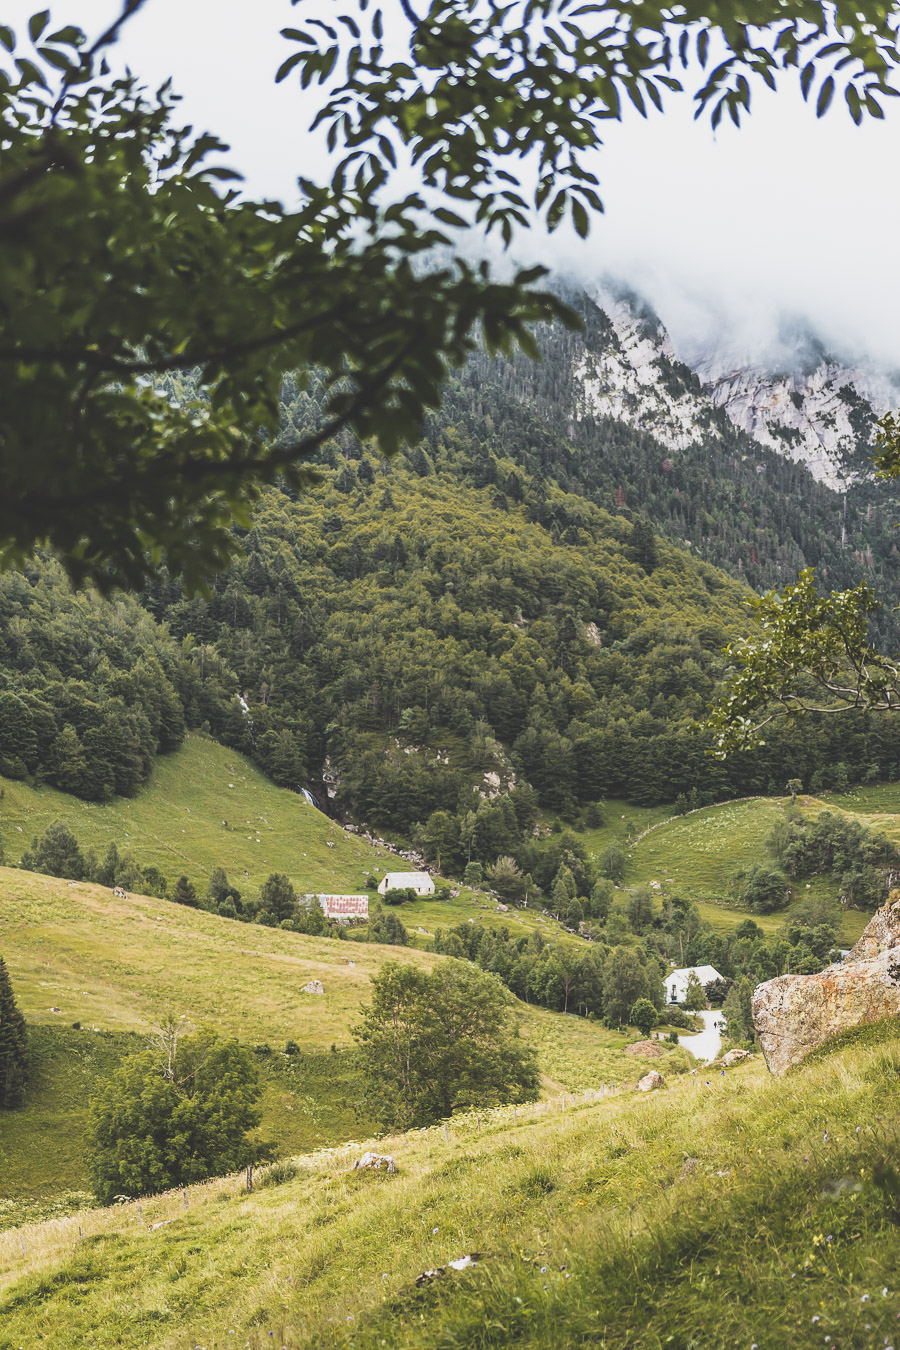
664;965;724;1004
377;871;435;897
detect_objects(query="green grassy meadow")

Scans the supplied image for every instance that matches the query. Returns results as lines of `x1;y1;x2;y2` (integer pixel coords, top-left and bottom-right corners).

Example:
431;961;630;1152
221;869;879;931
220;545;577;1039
0;869;688;1212
1;1022;898;1349
0;733;584;948
0;734;399;898
619;796;873;944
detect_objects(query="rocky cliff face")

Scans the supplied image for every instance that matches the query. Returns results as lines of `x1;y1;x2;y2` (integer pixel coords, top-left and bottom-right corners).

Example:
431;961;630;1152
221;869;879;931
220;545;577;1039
752;895;900;1075
697;358;899;492
572;283;899;492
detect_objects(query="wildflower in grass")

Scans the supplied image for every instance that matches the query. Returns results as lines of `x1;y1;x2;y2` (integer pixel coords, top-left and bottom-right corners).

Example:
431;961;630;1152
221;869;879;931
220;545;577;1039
861;1293;870;1302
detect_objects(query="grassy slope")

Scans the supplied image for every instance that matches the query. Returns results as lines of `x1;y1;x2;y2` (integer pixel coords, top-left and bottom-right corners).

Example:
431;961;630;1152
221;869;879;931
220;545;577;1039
1;1024;898;1349
0;733;399;898
0;869;687;1207
620;796;874;944
0;733;582;948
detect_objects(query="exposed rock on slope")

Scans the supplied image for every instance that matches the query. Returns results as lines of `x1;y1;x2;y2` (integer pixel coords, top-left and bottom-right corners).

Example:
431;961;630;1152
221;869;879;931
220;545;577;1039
752;895;900;1075
573;283;897;491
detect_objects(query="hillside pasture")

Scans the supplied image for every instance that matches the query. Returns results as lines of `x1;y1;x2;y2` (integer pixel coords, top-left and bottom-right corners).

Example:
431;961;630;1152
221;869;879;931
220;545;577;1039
0;1023;898;1349
624;797;872;943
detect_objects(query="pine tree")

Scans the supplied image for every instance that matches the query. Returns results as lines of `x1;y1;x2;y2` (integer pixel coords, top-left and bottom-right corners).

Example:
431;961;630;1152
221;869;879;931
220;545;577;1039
0;957;27;1109
259;872;297;923
170;875;198;907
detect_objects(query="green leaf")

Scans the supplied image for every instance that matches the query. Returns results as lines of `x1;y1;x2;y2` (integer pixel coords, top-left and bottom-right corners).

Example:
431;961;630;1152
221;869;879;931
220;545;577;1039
0;24;15;52
276;52;303;82
816;76;834;117
571;198;589;238
433;207;468;227
28;10;49;42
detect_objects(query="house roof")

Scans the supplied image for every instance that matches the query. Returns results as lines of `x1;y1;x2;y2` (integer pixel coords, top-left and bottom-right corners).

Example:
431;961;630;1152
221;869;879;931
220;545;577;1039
665;965;724;986
381;872;433;886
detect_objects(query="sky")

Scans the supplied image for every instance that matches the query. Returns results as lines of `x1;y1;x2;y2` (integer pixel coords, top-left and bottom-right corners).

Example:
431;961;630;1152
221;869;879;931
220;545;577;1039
11;0;900;368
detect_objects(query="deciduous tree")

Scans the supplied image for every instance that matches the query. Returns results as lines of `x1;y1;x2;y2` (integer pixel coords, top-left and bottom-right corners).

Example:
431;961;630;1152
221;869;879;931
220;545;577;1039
87;1022;267;1202
354;959;539;1128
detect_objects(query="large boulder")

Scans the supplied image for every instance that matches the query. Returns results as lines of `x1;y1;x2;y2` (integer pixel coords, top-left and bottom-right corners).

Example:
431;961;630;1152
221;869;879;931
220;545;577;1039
636;1070;665;1091
753;895;900;1075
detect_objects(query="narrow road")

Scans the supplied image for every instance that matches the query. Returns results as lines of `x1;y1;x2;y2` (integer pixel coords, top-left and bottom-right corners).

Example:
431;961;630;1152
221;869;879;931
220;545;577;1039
678;1009;724;1064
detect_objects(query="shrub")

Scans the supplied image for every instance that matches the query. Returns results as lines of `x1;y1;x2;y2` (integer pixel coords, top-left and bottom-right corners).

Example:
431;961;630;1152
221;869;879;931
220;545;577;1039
257;1160;298;1189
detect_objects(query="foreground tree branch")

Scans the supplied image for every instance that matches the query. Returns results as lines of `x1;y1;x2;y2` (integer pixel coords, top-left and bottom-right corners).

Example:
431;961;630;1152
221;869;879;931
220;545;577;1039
1;3;898;588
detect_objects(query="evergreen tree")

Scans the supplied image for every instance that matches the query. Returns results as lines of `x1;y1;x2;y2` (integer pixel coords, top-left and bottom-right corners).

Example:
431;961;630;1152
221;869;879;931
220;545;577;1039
0;957;27;1109
170;875;198;907
631;518;658;573
20;821;86;880
259;872;297;923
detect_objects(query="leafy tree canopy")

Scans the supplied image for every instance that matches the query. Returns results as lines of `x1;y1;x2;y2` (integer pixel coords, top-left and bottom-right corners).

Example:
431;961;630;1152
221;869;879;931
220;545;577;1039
353;958;539;1129
2;1;897;587
87;1021;268;1203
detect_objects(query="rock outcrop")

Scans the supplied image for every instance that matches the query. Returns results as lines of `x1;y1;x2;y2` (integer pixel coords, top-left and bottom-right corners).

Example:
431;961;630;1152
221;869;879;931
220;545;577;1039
353;1151;396;1173
636;1070;665;1091
753;896;900;1074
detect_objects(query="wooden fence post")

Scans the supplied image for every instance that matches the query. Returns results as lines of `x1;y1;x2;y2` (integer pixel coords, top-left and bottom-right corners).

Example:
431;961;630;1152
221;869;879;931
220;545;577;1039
246;1164;254;1193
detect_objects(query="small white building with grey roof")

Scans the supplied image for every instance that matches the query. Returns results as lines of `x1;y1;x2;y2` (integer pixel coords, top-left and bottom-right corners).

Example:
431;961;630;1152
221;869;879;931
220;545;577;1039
664;965;724;1004
377;871;435;897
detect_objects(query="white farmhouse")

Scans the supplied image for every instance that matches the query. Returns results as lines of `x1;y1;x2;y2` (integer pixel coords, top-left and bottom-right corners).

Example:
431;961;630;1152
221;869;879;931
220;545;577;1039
664;965;724;1004
377;871;435;897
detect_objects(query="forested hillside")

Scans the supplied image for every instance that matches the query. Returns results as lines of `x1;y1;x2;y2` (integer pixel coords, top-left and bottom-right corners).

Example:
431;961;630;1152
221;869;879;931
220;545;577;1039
4;289;900;857
445;289;900;644
142;455;900;844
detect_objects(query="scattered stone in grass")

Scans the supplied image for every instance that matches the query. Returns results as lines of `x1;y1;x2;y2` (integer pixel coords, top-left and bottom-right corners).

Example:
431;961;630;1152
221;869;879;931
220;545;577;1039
353;1151;396;1174
415;1254;481;1286
636;1070;665;1092
301;980;325;995
720;1049;752;1067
